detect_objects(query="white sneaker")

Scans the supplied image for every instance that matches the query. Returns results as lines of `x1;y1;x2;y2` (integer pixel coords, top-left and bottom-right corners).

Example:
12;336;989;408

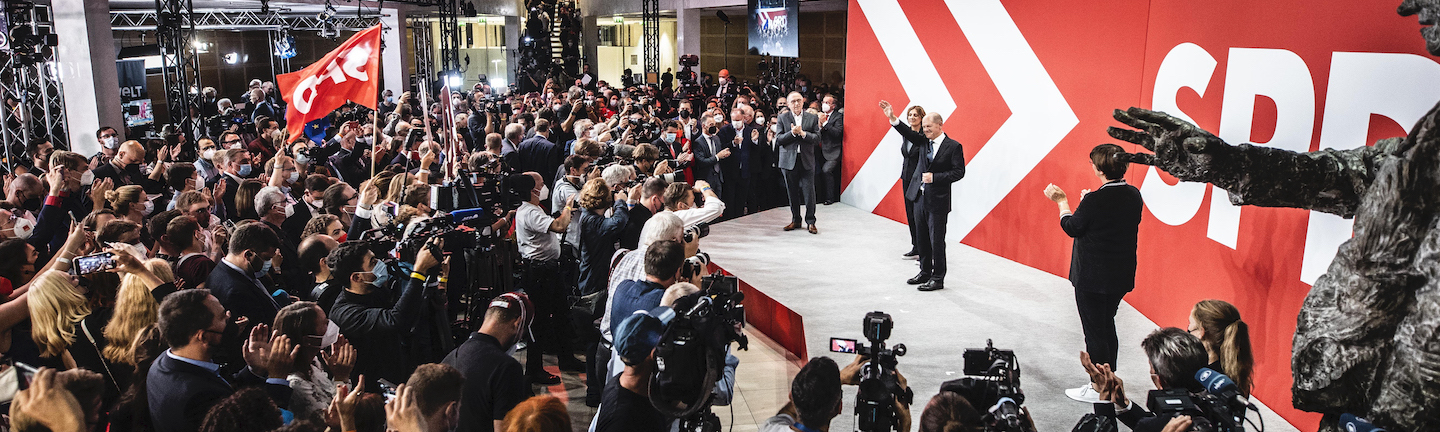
1065;383;1104;403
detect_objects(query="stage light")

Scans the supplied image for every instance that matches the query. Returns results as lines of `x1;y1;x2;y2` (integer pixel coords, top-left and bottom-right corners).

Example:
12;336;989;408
446;75;463;88
224;52;239;64
490;77;506;89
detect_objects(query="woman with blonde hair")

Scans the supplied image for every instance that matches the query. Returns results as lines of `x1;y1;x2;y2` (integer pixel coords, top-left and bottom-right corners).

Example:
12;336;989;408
102;259;172;365
105;185;151;224
1189;299;1254;397
27;270;91;362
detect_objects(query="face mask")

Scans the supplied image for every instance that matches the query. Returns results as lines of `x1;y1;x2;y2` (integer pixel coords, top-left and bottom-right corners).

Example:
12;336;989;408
386;96;394;103
771;124;782;133
201;148;217;160
537;185;549;199
713;115;724;124
21;197;41;212
679;109;691;118
663;133;676;143
288;171;300;184
141;201;155;216
7;218;34;240
822;103;832;112
553;104;562;111
258;259;272;277
283;203;295;218
335;232;348;243
130;243;149;260
103;136;119;149
238;164;253;176
295;154;310;165
79;170;94;186
731;120;744;130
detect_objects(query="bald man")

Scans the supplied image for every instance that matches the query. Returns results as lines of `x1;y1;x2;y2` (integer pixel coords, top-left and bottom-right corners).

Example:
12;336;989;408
91;140;163;193
880;100;966;292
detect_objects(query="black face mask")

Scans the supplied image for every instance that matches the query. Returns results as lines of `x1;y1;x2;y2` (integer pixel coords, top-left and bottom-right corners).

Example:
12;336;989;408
21;197;41;211
679;109;691;118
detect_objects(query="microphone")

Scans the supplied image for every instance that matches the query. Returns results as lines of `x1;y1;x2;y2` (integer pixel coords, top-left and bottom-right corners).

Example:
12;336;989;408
1194;367;1251;408
1339;413;1385;432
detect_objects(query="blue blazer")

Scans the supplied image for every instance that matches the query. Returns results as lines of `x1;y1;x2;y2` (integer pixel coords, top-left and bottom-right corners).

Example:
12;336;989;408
147;354;291;432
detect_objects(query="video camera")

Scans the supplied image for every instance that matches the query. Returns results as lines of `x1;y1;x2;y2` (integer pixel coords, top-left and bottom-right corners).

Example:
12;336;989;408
650;270;748;432
940;340;1033;432
1143;368;1256;432
831;311;912;432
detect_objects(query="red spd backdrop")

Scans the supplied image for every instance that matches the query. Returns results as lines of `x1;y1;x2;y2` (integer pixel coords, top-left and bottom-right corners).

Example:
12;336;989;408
841;1;1440;430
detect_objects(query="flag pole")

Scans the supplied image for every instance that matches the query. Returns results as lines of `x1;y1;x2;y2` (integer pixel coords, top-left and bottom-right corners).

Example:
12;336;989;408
370;100;381;179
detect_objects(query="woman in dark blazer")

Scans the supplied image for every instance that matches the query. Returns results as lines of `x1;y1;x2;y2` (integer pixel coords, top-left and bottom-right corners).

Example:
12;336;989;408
1043;143;1144;403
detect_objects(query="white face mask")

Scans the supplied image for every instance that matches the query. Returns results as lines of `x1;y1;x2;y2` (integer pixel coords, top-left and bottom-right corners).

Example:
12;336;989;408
537;185;549;200
201;148;217;160
7;218;34;240
141;201;155;216
283;203;295;218
79;170;95;186
731;120;744;130
771;124;781;133
287;171;300;184
713;115;724;124
822;103;832;113
102;136;119;149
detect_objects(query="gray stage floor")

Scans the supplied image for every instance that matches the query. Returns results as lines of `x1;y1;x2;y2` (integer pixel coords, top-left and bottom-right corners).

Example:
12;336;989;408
702;204;1299;432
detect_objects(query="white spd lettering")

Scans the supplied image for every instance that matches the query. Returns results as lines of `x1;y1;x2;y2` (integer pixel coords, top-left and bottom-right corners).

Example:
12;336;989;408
291;42;374;114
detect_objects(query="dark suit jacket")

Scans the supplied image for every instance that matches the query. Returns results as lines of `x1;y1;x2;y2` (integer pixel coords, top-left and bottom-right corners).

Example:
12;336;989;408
899;130;922;200
820;110;844;162
894;122;965;212
513;135;564;186
776;111;820;171
689;134;726;185
207;260;282;326
205;174;243;222
147;354;291;432
1061;181;1143;294
717;124;764;180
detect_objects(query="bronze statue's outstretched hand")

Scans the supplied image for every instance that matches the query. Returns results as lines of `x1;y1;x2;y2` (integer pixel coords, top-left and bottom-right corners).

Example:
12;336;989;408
1108;107;1233;183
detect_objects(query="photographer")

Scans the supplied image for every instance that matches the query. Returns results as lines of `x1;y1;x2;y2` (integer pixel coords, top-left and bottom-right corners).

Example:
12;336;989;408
328;237;445;390
660;180;724;228
759;355;911;432
443;292;532;432
592;282;700;432
515;172;583;384
1080;328;1209;432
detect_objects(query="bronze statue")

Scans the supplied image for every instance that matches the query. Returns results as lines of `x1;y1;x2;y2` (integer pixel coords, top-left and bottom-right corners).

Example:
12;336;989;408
1107;2;1440;430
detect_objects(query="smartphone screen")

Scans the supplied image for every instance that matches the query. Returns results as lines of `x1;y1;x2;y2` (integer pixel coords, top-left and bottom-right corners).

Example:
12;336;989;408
74;252;117;275
830;338;857;354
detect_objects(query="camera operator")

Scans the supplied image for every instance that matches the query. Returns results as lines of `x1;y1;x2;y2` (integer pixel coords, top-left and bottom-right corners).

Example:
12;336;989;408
660;180;724;228
327;237;445;390
442;292;534;432
759;355;912;432
592;213;684;405
515;171;583;384
1080;328;1210;432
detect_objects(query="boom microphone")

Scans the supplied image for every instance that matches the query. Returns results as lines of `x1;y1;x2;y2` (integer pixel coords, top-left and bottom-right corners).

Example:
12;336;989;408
1339;413;1385;432
1194;367;1251;408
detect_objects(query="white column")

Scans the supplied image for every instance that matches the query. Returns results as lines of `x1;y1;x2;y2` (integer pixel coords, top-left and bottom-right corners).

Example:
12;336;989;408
676;6;701;72
53;0;123;154
381;7;408;93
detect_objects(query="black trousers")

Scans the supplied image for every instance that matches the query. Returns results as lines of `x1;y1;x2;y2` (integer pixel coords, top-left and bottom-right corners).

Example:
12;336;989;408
1074;288;1127;371
819;157;842;203
903;184;918;253
912;197;948;281
784;166;817;225
521;260;575;373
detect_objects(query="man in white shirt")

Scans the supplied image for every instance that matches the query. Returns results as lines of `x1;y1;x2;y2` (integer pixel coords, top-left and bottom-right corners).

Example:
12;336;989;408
514;172;583;384
659;180;724;228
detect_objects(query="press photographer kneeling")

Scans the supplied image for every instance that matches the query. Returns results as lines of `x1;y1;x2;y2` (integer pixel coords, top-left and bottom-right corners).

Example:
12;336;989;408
1081;328;1254;432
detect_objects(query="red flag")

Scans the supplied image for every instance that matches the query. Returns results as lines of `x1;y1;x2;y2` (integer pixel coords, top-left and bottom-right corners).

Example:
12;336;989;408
277;25;383;138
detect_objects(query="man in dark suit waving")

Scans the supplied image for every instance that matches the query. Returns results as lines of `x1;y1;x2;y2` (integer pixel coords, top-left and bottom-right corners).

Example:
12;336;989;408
776;92;821;234
881;100;966;291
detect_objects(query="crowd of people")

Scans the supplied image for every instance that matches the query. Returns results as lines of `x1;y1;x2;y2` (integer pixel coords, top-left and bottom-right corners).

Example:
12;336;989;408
0;61;859;432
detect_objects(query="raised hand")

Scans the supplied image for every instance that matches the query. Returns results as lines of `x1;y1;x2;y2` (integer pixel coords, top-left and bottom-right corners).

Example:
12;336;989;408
334;378;365;432
385;384;427;432
10;368;84;432
879;100;895;121
324;335;356;382
1109;107;1232;182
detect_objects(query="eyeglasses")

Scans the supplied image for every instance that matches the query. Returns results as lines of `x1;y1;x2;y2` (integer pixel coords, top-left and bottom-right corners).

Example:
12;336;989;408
223;140;243;145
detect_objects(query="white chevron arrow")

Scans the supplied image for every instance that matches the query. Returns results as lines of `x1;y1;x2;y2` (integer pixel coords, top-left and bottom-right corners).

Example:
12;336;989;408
841;0;956;211
941;0;1077;240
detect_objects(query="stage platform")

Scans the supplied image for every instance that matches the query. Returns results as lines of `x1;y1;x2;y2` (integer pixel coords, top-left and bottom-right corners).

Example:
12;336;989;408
704;203;1300;432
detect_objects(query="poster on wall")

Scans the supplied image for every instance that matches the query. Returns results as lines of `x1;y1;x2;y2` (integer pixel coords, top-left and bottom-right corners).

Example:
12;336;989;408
117;59;153;127
748;0;798;57
842;0;1438;431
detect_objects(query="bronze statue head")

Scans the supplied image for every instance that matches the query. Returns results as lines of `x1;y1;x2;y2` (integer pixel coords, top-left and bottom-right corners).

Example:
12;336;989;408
1399;0;1440;55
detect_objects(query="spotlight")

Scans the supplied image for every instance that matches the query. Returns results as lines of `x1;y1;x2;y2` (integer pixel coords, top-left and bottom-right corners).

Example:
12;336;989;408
224;52;239;64
446;75;463;88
